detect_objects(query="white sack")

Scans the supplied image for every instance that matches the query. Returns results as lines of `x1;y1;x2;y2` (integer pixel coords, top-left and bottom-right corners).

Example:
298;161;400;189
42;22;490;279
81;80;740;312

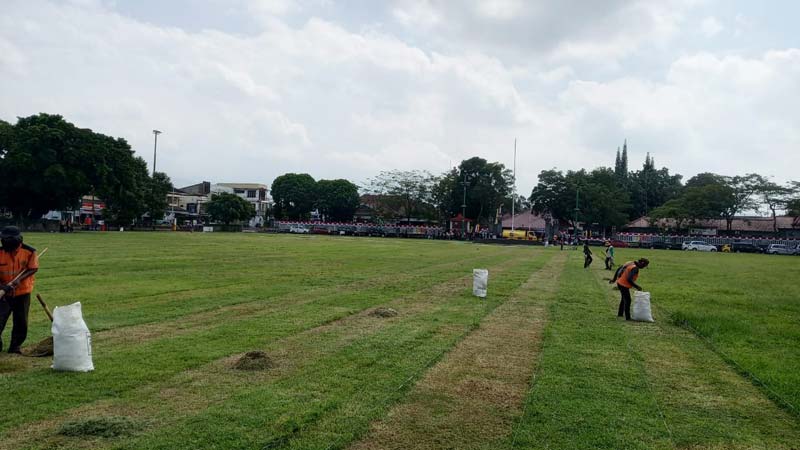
52;302;94;372
473;269;488;298
631;291;655;322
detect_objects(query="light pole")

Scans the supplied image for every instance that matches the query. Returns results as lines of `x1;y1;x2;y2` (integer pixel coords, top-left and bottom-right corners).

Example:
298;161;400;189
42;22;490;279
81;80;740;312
573;187;580;244
461;171;469;237
511;138;517;233
152;129;162;176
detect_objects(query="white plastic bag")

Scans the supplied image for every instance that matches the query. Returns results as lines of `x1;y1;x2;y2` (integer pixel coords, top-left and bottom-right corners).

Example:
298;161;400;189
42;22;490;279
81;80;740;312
631;291;655;322
473;269;488;298
52;302;94;372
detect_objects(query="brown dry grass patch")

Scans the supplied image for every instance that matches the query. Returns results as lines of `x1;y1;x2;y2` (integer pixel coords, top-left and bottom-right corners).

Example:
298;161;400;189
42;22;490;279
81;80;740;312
350;253;567;450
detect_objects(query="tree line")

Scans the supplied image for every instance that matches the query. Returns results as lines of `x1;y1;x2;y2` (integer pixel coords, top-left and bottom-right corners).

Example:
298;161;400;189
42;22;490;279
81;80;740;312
2;114;797;231
270;156;517;226
528;143;799;233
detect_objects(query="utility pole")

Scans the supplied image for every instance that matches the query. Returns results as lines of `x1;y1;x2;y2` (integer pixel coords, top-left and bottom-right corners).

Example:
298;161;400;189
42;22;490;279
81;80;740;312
574;187;580;243
461;171;469;236
152;129;162;176
511;138;517;233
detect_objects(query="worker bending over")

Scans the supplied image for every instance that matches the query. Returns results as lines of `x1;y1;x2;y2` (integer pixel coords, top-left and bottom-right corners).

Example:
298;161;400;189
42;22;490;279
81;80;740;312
614;258;649;321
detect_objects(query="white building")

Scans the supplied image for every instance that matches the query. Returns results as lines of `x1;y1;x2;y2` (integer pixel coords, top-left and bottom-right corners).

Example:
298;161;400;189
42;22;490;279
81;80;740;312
211;183;271;227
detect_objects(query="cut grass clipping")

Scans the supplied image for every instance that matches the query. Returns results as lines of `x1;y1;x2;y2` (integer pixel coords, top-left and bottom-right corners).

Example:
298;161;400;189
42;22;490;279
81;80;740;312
58;416;142;438
232;350;276;371
370;307;398;318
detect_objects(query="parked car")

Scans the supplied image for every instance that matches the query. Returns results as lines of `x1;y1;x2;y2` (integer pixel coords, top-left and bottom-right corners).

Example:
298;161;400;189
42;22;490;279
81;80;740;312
310;226;329;235
766;244;793;255
731;242;763;253
289;225;309;234
681;241;717;251
648;238;681;250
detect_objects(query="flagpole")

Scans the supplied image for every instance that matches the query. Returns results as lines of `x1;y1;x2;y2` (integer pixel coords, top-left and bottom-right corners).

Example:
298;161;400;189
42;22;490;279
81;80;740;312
511;138;517;232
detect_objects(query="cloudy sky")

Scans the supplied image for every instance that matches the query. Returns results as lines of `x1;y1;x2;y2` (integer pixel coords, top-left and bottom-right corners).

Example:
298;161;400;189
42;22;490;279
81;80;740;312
1;0;798;193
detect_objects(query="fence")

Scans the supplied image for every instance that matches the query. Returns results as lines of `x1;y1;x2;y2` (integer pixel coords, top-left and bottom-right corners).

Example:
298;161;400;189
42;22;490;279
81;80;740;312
613;232;800;248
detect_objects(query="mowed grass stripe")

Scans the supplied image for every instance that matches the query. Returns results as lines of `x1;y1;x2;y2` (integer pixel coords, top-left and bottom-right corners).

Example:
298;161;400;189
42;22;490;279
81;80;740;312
349;252;566;450
508;252;674;449
9;250;551;450
0;243;525;435
613;248;800;416
27;234;483;339
10;245;514;374
591;263;800;449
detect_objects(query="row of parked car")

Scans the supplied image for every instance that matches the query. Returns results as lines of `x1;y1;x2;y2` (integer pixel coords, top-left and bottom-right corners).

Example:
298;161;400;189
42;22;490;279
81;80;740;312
585;237;799;254
680;240;800;254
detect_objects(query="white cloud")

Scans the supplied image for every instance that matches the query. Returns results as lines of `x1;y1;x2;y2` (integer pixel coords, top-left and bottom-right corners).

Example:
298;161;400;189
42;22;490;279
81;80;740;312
0;0;797;195
701;16;724;37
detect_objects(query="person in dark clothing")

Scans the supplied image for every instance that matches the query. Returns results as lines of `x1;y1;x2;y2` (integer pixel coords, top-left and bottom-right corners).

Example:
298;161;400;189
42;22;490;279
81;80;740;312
583;241;593;268
615;258;649;320
0;226;39;354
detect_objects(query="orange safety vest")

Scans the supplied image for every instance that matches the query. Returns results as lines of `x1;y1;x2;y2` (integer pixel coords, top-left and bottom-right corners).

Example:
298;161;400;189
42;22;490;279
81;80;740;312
0;245;39;295
616;263;639;289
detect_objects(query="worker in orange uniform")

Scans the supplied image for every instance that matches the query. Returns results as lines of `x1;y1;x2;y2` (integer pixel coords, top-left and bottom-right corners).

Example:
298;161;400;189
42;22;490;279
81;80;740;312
0;226;39;354
615;258;649;321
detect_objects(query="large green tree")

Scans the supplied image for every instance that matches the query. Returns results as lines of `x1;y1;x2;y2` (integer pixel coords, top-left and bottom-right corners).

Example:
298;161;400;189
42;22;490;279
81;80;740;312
530;168;630;232
271;173;317;220
367;170;436;223
626;153;683;219
145;172;173;222
0;113;157;226
316;179;360;222
436;158;513;225
206;192;256;225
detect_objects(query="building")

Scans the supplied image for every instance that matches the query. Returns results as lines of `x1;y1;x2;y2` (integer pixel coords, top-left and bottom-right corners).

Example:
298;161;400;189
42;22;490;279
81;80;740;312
212;183;270;227
175;181;271;227
625;215;800;238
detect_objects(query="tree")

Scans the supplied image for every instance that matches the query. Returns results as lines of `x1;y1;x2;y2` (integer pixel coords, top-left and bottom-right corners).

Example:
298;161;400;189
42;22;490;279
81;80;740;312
649;198;691;231
316;179;360;222
436;158;513;225
721;174;761;230
788;182;800;217
271;173;317;220
529;169;572;225
367;170;436;223
0;114;94;221
754;178;793;233
627;153;683;219
144;172;173;223
206;192;255;225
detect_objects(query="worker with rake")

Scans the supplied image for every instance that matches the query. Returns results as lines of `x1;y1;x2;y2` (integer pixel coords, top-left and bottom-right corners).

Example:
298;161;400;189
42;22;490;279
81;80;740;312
0;226;39;354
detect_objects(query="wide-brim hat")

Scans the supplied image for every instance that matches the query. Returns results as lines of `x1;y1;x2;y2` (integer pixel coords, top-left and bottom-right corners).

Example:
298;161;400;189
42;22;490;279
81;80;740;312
0;226;22;239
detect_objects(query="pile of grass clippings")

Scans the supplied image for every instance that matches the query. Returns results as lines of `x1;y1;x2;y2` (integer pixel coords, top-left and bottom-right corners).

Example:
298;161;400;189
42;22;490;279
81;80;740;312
232;351;275;371
58;416;141;438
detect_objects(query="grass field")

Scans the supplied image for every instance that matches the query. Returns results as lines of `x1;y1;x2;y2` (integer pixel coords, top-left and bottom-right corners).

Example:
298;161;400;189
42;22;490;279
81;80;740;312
0;233;798;450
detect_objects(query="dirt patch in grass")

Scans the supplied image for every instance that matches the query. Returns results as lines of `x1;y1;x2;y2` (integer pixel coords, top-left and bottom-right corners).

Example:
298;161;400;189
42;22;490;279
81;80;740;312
350;253;566;450
232;351;275;371
370;307;398;318
58;416;142;438
21;336;54;357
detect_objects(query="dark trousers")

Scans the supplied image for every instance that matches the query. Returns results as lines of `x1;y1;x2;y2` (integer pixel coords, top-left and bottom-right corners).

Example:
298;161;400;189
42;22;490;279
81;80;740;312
584;254;593;268
0;293;30;352
617;286;631;320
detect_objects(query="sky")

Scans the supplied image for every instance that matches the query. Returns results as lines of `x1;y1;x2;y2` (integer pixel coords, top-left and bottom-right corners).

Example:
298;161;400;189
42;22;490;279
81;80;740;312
1;0;798;194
